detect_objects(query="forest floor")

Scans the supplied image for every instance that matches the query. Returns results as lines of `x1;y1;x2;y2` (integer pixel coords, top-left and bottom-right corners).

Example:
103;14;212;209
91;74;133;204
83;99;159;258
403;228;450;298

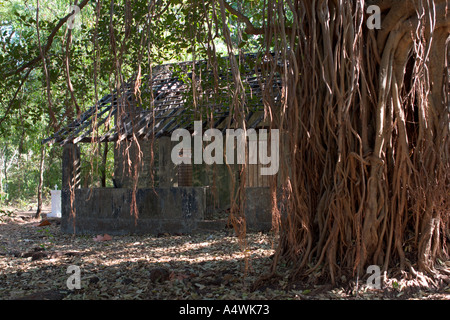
0;207;449;301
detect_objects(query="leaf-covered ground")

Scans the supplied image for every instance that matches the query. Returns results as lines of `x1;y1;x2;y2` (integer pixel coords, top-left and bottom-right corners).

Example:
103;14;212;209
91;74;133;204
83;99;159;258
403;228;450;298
0;208;449;301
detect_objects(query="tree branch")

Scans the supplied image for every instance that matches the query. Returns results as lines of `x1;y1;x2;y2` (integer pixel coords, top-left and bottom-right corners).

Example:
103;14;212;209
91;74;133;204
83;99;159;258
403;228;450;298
5;0;90;77
222;0;264;35
0;68;32;128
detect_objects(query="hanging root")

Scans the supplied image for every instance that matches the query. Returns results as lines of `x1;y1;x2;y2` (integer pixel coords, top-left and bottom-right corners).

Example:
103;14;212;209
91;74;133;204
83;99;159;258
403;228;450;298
242;0;450;287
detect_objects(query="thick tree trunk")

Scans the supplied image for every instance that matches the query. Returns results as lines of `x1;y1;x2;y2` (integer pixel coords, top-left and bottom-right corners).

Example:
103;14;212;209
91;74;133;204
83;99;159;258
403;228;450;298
235;0;450;286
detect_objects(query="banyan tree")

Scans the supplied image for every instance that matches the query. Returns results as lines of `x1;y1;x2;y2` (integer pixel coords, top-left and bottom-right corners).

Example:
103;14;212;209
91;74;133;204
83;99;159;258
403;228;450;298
229;0;450;287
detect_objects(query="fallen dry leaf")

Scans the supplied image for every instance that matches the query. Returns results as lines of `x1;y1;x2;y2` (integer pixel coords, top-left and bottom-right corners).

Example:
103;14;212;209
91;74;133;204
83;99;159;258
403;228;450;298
93;234;112;242
169;272;189;281
37;220;51;227
102;234;112;241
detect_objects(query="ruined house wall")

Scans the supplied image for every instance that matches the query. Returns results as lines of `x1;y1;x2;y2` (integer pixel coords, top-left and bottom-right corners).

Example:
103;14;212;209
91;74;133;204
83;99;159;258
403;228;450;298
113;138;156;188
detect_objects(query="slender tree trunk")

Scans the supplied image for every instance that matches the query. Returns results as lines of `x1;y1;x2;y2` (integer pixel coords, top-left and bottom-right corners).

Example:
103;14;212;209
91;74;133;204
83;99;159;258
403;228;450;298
101;142;108;188
0;157;3;205
35;146;45;219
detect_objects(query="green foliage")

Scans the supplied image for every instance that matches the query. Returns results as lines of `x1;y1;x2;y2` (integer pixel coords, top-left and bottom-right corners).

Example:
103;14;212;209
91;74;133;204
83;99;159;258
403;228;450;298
37;226;55;250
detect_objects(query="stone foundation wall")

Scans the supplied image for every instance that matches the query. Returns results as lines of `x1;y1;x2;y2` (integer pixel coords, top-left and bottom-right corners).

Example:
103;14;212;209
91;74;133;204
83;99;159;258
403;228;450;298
61;187;272;235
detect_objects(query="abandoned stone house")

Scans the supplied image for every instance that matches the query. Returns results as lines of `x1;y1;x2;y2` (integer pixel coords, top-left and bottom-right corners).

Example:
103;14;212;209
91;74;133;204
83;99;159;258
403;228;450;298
44;54;281;235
